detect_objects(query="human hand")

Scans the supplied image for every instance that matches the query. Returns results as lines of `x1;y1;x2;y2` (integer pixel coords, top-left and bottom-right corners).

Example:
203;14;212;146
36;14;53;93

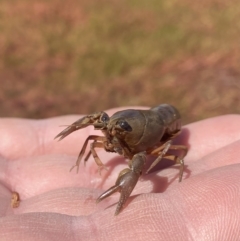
0;107;240;241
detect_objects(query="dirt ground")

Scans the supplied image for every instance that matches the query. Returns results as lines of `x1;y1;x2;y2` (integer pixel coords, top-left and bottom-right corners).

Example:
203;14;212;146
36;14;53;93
1;0;240;124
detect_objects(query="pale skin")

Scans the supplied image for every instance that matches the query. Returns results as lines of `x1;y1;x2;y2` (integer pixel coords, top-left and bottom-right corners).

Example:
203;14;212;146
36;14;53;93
0;107;240;241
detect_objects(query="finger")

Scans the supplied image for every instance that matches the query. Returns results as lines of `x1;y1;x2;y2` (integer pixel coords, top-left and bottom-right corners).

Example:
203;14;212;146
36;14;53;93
0;212;75;241
87;164;240;240
3;155;101;198
94;138;240;209
0;107;134;160
12;187;108;216
0;116;90;160
177;114;240;162
1;165;240;240
0;184;14;216
1;112;239;161
2;114;240;198
4;140;240;217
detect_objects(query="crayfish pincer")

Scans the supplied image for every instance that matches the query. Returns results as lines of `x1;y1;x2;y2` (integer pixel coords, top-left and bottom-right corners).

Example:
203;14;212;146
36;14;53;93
55;104;188;215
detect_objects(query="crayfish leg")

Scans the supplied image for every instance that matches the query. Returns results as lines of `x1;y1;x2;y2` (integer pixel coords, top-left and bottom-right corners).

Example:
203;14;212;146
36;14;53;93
146;140;172;173
69;136;107;173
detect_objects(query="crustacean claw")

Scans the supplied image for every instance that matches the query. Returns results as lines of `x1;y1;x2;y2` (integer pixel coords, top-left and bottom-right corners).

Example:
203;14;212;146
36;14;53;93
55;112;110;174
54;112;109;141
97;152;146;215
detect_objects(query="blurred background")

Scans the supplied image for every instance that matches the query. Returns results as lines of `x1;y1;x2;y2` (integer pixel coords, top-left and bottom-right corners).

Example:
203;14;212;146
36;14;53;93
0;0;239;124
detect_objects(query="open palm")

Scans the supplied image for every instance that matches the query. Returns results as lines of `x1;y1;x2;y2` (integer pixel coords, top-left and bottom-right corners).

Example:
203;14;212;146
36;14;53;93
0;107;240;241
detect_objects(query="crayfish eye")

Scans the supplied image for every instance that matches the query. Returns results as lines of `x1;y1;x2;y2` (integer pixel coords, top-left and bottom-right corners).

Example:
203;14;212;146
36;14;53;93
101;113;109;123
117;120;132;132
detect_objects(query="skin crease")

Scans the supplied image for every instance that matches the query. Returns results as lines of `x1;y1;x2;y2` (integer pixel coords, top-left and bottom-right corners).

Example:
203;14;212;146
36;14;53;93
0;107;240;241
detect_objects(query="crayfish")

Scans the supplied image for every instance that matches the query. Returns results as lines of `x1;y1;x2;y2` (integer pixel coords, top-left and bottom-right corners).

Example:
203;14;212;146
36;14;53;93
55;104;188;215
